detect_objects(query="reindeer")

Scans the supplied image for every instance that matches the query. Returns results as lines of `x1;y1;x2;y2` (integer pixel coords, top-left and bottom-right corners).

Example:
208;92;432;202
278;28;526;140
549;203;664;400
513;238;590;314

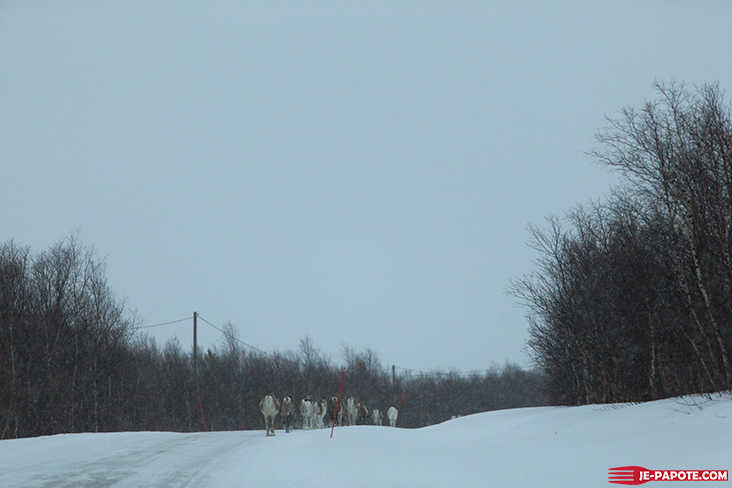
346;397;359;426
259;394;280;436
372;408;383;426
327;396;339;426
312;399;327;429
387;406;398;427
281;396;295;433
300;397;315;430
338;400;347;426
356;402;370;425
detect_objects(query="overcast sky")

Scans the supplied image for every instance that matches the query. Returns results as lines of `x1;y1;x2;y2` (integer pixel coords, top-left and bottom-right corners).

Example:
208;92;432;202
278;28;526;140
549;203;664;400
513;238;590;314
2;2;732;373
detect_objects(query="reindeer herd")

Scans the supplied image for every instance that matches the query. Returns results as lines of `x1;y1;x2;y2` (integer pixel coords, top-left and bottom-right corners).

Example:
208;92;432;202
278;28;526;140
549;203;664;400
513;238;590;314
259;394;399;436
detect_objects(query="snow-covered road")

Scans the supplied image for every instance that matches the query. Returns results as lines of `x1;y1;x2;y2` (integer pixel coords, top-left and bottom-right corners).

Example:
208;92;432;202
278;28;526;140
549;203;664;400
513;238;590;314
3;431;256;488
3;393;731;488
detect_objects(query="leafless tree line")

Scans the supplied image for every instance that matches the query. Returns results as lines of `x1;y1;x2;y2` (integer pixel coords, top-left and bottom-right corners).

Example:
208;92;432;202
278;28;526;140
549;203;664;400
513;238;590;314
0;234;136;439
511;82;732;405
148;333;545;432
0;236;544;439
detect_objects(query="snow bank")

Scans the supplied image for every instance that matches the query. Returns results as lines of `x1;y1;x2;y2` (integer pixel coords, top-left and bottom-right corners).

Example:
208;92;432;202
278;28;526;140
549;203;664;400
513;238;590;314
2;393;730;487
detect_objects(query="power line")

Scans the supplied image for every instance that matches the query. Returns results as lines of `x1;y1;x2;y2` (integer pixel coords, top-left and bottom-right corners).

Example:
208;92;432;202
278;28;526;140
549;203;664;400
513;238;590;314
135;315;491;375
137;316;192;329
197;315;272;357
393;365;492;377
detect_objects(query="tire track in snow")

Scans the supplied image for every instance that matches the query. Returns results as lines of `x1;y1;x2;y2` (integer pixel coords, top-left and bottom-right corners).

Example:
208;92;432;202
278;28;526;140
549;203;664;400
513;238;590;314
146;433;258;488
115;432;260;488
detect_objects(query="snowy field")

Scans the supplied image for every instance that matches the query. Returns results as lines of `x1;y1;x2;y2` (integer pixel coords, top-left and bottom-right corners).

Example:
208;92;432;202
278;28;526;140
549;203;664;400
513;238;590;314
2;393;731;488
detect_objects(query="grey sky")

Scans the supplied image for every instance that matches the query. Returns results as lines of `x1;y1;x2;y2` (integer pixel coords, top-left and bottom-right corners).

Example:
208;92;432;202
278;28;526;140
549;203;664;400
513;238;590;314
2;2;731;372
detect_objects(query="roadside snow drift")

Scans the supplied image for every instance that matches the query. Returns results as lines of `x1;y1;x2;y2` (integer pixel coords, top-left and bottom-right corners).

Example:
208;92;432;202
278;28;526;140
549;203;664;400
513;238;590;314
2;393;731;487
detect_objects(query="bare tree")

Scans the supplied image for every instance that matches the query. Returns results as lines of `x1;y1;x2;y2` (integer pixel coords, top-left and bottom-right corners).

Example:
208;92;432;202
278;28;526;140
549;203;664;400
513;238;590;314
594;81;732;390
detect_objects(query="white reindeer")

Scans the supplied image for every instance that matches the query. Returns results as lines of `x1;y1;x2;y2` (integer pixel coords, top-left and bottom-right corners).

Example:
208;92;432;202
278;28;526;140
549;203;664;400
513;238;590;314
259;394;280;436
320;399;329;428
387;406;398;427
346;397;358;426
300;398;314;430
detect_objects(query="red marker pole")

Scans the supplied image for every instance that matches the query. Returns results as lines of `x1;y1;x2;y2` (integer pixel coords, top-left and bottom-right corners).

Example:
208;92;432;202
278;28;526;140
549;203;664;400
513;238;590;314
330;367;346;438
394;388;406;427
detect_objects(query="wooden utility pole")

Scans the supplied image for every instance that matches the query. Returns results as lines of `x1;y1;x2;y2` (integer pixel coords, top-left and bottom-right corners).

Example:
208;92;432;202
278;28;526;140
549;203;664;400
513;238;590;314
392;365;396;385
193;311;198;394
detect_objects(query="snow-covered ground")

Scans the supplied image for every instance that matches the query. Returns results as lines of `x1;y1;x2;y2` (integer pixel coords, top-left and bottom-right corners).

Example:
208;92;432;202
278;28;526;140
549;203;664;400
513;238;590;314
2;393;731;487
